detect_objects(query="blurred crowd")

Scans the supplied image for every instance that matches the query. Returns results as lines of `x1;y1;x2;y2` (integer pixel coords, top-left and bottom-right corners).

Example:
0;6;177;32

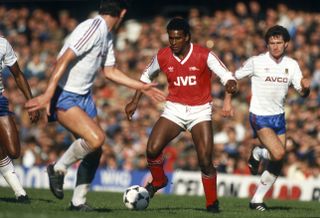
0;1;319;180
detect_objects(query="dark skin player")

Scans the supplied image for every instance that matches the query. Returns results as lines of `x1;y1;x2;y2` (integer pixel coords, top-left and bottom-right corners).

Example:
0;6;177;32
0;62;40;160
125;18;237;213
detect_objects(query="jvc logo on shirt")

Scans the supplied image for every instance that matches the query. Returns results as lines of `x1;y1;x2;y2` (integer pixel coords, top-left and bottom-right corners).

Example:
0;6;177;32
265;76;288;83
173;76;197;86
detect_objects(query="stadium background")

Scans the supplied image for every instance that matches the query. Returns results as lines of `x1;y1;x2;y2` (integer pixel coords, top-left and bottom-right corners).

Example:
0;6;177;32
0;0;320;201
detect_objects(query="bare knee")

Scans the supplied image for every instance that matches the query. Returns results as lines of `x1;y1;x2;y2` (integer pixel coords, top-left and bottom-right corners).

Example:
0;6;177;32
88;131;105;149
271;148;285;161
146;144;161;159
199;158;214;175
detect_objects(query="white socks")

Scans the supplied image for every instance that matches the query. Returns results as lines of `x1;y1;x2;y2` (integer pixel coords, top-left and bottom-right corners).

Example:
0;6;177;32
54;138;93;173
252;147;270;161
251;170;277;203
72;184;89;206
0;156;26;198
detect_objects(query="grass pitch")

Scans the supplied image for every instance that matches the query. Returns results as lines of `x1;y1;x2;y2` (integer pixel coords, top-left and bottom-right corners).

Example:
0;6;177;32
0;187;319;218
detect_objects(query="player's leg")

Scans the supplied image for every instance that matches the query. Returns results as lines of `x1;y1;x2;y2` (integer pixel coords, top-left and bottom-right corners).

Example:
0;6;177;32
54;109;104;172
47;107;105;199
145;117;182;197
191;121;219;213
0;116;29;203
69;147;102;211
250;130;286;210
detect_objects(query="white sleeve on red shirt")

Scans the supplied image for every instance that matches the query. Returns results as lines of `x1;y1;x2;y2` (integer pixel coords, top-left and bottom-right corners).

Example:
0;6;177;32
207;52;235;85
140;55;161;83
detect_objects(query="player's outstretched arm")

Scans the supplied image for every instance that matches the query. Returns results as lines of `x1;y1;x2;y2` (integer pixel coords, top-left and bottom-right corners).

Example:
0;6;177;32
25;48;77;115
103;66;165;103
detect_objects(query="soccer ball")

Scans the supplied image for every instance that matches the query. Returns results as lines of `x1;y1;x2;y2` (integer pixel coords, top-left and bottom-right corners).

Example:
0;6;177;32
123;185;150;210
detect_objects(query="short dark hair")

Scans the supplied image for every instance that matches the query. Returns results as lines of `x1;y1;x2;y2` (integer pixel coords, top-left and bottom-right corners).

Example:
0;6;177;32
265;25;290;44
167;17;191;37
99;0;128;17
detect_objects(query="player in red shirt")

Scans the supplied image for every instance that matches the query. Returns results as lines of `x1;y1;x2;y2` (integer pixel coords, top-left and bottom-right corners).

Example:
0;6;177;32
125;17;237;213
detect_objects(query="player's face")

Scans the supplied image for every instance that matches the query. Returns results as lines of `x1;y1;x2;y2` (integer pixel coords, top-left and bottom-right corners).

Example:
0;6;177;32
267;35;288;60
168;30;190;56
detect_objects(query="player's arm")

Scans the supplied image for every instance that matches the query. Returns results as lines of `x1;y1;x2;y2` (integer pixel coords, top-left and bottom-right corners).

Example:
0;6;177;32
207;52;237;94
103;66;164;104
124;90;143;121
44;49;76;99
9;62;33;100
9;62;41;123
221;92;234;117
25;48;76;114
234;57;254;80
299;78;310;97
292;62;310;98
124;55;161;121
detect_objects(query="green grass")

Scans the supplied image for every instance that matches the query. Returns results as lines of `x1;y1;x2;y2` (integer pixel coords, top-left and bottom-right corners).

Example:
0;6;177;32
0;187;319;218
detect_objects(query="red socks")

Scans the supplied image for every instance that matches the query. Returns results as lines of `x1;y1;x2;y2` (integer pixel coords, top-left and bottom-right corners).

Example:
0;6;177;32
202;173;217;207
147;154;167;187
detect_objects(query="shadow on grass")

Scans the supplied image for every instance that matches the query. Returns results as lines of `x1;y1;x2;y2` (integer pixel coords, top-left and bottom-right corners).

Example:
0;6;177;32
268;206;292;211
0;197;54;204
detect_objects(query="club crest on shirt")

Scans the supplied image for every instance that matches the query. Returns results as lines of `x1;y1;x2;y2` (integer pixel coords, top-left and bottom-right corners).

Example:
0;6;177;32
168;66;174;72
189;66;200;71
285;68;289;74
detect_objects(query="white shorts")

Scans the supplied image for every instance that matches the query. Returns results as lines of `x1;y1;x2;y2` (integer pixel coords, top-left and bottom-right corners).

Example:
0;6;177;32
161;101;212;131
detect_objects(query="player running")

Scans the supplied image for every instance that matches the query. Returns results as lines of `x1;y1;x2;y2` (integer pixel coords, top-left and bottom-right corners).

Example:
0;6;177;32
232;25;310;211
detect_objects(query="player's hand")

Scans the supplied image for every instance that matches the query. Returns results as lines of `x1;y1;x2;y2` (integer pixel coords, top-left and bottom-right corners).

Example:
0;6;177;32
300;78;310;97
28;110;41;123
140;83;166;102
125;101;138;121
25;94;51;116
301;78;310;89
225;80;238;94
221;93;234;117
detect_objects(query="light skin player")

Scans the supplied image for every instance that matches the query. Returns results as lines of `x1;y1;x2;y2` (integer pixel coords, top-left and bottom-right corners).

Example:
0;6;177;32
0;37;40;203
25;0;165;211
125;17;237;213
225;25;310;211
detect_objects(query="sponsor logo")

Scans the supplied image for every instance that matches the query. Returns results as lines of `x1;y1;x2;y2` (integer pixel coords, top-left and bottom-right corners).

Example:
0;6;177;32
173;75;197;86
265;76;288;83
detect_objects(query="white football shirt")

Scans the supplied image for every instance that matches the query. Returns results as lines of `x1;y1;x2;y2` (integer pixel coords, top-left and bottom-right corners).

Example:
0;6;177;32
235;52;303;115
58;15;116;94
0;37;17;93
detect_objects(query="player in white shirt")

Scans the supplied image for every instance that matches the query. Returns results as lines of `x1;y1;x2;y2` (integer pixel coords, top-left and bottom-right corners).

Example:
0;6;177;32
227;25;310;211
25;0;165;211
0;37;40;203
